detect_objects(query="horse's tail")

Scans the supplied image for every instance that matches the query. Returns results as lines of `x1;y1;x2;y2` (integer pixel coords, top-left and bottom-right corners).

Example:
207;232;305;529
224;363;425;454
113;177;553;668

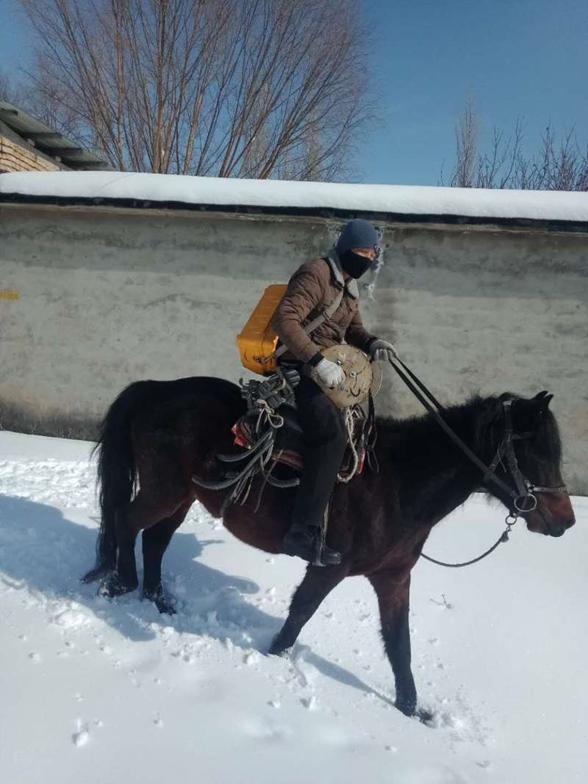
82;381;149;583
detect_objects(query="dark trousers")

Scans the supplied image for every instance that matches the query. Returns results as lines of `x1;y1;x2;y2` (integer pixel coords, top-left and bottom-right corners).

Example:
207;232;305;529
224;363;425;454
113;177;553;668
291;376;347;528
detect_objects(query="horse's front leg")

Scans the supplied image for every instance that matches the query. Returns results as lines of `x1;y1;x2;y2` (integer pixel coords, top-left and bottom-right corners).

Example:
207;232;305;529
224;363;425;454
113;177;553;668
368;570;417;717
269;563;348;654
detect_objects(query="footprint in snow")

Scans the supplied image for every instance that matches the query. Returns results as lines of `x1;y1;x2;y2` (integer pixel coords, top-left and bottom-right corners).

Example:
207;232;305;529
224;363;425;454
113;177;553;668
243;650;260;666
289;645;316;688
242;717;291;742
72;719;90;747
72;729;90;748
300;695;317;711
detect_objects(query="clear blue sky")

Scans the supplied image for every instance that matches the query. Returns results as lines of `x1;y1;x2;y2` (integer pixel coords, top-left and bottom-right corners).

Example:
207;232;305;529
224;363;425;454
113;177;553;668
362;0;588;184
1;0;586;185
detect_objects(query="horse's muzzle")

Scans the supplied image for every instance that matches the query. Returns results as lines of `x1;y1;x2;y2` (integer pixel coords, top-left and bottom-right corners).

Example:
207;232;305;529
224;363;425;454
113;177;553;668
546;517;575;537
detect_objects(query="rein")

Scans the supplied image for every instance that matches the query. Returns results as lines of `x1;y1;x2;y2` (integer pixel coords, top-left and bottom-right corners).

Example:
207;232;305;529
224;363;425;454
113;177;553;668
385;356;566;568
419;513;518;568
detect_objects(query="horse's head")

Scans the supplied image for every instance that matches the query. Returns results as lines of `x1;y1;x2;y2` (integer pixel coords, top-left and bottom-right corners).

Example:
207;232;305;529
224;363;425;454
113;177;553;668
486;391;575;537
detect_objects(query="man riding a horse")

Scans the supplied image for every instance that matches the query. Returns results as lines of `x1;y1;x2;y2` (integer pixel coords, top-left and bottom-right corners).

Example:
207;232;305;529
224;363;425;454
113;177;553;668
273;218;397;566
83;216;575;719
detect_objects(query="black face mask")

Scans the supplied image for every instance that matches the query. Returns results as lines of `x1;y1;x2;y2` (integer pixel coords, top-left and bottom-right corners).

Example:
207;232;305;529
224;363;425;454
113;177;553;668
339;250;372;279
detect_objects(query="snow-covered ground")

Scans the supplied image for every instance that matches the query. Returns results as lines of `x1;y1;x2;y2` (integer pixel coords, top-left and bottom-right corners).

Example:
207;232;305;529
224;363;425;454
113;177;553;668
0;430;586;784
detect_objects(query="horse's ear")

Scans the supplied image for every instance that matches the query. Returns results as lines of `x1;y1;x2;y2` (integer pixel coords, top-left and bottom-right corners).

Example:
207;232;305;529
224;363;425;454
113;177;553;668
534;391;553;409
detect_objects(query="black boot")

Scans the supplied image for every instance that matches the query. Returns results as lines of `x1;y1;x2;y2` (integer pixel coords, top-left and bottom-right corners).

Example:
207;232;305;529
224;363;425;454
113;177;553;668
281;522;342;567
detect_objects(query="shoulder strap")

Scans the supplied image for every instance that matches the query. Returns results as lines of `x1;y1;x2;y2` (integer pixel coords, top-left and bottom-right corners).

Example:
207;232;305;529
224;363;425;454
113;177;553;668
273;285;344;361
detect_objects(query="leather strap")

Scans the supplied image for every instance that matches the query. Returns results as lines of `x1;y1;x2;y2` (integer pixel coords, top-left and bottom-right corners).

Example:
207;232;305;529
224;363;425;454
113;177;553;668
273;287;345;362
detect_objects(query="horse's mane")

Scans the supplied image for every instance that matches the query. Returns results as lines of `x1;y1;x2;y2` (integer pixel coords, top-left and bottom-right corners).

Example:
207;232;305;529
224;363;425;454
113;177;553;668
375;392;562;473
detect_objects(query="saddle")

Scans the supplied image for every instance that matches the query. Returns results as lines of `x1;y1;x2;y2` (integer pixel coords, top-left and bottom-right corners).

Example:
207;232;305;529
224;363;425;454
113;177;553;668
232;403;370;478
231;366;375;482
191;353;378;511
233;404;305;472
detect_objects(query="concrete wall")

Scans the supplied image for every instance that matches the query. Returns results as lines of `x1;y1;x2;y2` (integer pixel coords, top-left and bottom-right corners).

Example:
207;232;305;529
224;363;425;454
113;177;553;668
0;202;587;492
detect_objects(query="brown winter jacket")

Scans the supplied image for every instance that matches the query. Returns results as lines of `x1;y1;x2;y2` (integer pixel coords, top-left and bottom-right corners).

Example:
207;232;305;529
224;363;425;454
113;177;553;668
272;253;377;367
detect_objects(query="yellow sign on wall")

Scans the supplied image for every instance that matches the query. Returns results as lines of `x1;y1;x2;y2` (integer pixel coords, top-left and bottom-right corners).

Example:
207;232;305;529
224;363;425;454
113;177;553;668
0;290;20;300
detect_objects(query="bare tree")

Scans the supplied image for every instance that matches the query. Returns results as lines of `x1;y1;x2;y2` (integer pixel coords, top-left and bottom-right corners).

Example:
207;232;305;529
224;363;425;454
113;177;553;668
0;71;17;102
1;65;82;140
443;98;588;191
519;125;588;191
449;95;479;187
476;120;524;189
18;0;373;179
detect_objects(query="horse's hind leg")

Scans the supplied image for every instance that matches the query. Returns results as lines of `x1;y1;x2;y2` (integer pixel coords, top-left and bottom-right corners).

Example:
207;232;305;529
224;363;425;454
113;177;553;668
102;488;188;598
142;501;192;614
268;564;347;654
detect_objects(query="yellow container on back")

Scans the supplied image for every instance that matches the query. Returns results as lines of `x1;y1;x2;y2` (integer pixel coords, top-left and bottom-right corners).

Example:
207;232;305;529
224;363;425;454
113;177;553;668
237;284;287;375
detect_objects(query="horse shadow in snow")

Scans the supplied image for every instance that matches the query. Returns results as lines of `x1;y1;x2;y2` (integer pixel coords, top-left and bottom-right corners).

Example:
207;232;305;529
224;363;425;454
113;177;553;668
0;494;393;705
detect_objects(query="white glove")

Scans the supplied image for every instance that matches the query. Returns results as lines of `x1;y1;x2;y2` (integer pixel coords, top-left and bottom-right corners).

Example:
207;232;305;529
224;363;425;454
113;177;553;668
313;358;345;389
369;338;398;362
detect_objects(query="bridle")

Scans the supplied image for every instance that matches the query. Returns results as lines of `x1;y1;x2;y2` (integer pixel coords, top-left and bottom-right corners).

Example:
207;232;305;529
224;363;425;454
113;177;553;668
485;398;567;515
386;357;568;567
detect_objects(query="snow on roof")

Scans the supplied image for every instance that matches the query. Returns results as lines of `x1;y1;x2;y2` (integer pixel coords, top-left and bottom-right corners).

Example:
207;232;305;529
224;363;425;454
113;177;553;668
1;170;588;224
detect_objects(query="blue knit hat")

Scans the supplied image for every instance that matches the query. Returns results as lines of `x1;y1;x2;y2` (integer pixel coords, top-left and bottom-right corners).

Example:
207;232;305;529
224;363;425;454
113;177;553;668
336;219;379;254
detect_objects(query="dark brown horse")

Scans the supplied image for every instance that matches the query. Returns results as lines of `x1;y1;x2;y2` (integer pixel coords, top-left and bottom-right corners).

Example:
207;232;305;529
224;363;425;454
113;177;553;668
82;376;575;717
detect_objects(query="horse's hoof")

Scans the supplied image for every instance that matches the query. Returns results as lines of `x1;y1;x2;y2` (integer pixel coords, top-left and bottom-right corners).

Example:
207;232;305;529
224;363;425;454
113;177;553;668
143;587;177;615
81;565;111;584
267;636;290;656
417;707;435;725
154;597;177;615
99;574;138;598
394;698;417;717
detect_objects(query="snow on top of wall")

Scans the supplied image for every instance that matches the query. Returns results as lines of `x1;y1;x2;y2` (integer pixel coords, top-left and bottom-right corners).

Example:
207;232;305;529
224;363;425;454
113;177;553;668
1;170;588;224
